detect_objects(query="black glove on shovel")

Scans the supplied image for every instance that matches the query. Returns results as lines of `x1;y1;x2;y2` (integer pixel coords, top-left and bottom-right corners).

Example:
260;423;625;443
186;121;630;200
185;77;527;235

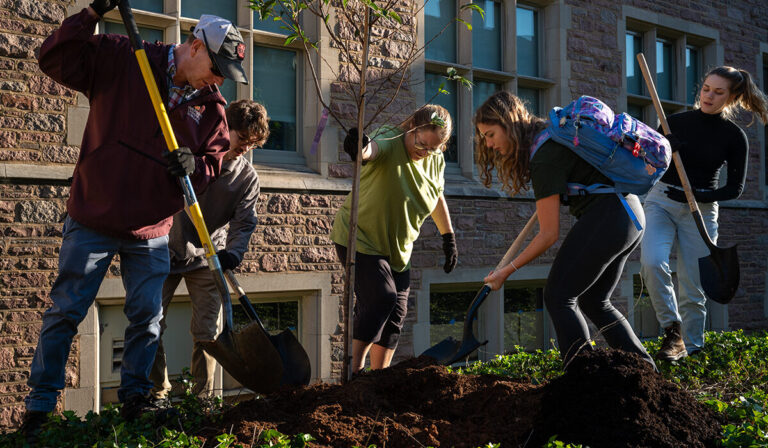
216;250;240;271
162;147;195;177
90;0;120;16
442;232;458;273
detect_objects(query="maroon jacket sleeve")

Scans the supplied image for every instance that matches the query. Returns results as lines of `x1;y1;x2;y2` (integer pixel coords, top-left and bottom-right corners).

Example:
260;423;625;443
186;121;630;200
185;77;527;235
38;9;101;96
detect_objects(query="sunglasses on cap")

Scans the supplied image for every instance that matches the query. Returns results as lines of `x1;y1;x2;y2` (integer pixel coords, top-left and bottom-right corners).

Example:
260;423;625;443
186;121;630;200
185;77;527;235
200;29;224;78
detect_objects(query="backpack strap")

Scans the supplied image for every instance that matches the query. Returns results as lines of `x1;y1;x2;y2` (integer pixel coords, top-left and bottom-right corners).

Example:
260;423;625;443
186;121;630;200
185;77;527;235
566;183;643;231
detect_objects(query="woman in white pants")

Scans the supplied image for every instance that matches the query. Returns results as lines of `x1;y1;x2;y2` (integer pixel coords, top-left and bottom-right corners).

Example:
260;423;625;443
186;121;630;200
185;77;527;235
641;66;768;361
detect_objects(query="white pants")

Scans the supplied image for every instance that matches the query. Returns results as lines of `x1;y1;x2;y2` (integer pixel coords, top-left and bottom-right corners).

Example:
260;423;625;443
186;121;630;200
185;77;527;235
640;182;718;352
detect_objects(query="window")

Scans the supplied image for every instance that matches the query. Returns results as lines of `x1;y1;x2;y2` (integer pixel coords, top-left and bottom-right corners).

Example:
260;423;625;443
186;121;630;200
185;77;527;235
98;2;309;168
655;38;674;101
623;16;715;121
181;0;237;22
763;54;768;188
504;281;546;351
253;46;298;153
429;288;480;362
423;1;555;177
686;46;700;105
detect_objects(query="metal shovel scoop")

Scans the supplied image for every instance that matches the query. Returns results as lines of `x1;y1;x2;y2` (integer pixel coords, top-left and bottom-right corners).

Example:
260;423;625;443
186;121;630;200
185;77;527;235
224;270;312;387
421;212;539;364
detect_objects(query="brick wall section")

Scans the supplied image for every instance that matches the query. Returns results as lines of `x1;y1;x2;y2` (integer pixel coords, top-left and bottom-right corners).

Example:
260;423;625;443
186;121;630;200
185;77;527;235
1;0;768;432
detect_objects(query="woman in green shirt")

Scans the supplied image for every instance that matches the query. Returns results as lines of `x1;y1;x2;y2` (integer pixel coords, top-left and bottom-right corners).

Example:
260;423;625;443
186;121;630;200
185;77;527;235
474;91;655;369
332;105;459;374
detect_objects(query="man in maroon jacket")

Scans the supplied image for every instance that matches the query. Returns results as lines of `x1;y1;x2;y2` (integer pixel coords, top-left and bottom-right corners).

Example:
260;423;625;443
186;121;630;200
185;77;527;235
20;0;248;441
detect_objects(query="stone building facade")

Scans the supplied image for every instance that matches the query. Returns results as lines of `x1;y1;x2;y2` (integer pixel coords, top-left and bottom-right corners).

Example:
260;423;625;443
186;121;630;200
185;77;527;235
1;0;767;431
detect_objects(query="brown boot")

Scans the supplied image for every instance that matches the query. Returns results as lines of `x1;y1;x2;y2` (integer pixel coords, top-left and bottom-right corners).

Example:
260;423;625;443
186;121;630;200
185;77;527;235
657;322;687;361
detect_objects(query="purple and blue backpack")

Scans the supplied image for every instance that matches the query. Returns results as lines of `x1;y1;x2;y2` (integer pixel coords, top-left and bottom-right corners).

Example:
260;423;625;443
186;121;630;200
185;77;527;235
531;96;671;230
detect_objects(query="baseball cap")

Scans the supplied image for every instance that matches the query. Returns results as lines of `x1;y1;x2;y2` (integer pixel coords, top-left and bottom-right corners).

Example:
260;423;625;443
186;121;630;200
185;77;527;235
193;15;248;84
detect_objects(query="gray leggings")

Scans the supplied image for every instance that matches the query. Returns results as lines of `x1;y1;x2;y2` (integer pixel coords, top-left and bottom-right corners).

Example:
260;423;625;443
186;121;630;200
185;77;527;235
544;194;656;369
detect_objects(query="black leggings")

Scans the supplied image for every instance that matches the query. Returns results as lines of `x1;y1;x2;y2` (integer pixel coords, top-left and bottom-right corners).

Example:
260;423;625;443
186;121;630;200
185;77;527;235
544;194;656;369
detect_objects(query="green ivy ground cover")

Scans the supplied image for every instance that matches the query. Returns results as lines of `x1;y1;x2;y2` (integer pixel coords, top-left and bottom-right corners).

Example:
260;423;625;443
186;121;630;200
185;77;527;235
1;330;766;447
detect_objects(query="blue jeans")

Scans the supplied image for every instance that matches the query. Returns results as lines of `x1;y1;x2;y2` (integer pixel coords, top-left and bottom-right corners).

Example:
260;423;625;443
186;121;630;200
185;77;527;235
640;182;718;353
25;216;170;412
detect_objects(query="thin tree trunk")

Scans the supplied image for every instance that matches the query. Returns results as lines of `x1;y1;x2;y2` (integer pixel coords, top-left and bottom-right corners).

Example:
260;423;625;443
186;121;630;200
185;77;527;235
343;6;372;383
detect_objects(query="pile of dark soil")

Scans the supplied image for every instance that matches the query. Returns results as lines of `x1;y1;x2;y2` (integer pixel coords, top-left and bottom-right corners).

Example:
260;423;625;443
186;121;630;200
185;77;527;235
534;350;722;448
200;350;721;447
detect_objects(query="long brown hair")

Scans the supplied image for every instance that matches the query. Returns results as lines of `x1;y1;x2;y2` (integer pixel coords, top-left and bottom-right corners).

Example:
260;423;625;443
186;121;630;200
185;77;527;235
697;66;768;125
474;91;546;195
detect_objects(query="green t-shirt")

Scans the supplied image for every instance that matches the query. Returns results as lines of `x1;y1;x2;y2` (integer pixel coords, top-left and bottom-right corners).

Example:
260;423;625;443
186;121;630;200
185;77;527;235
331;126;445;272
530;140;613;218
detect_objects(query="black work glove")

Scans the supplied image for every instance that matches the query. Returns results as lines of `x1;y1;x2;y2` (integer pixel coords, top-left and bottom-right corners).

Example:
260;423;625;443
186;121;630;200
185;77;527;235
343;127;370;162
664;133;683;153
89;0;120;16
162;147;195;177
441;233;458;273
216;250;240;271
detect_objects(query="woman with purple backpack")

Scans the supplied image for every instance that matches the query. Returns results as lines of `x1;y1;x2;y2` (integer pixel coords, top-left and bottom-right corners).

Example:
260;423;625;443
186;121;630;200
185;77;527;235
474;90;656;369
641;66;768;362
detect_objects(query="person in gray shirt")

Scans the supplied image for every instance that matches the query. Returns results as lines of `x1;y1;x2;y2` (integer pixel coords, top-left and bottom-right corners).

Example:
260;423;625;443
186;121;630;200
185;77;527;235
150;100;269;398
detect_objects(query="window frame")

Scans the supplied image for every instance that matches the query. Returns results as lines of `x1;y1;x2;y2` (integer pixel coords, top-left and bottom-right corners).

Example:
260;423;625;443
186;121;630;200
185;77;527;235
620;8;719;124
100;0;316;172
422;0;557;181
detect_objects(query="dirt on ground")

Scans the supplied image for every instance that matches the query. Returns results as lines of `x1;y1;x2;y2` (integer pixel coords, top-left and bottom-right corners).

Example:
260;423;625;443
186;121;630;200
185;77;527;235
199;350;722;448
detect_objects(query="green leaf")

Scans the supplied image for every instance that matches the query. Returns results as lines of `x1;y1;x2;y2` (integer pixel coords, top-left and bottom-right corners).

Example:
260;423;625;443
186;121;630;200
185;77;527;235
456;17;472;31
388;10;402;24
460;3;485;20
284;34;299;45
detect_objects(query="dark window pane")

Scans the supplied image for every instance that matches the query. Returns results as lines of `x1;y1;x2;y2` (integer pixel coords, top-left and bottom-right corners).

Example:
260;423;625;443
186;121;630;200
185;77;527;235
425;72;458;163
472;0;501;71
181;0;237;23
425;0;457;63
516;7;538;77
656;39;674;100
517;87;539;115
503;285;545;351
473;80;500;112
104;21;164;44
253;46;297;151
686;47;700;105
430;289;479;362
627;103;643;121
626;33;643;95
253;3;291;34
131;0;163;13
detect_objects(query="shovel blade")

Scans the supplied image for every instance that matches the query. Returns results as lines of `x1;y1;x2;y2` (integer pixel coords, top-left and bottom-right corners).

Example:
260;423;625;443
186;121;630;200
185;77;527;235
421;337;461;364
200;323;283;394
270;329;312;386
699;244;739;305
446;337;489;365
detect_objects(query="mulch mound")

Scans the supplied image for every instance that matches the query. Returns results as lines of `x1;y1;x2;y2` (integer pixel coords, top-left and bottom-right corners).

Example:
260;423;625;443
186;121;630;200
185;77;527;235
199;350;722;447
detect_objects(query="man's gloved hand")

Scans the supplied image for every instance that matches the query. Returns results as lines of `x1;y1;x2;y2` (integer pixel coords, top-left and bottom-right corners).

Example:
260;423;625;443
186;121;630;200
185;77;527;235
343;128;370;162
441;233;458;273
664;133;683;153
89;0;120;16
162;147;195;177
216;250;240;271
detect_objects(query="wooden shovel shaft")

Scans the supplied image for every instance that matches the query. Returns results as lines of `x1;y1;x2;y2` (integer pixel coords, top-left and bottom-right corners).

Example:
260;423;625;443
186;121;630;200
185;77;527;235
636;53;716;246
